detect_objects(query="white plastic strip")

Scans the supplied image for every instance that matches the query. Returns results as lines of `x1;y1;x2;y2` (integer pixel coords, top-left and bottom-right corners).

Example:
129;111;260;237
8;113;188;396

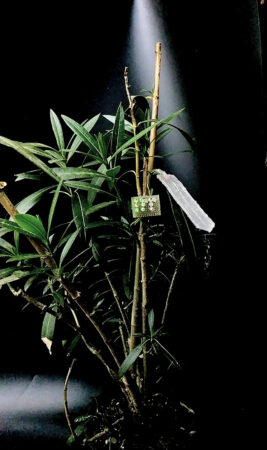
156;169;215;232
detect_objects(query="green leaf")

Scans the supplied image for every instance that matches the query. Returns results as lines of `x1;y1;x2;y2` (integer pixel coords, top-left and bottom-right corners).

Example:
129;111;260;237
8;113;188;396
67;114;100;161
65;180;116;197
111;109;184;160
148;309;155;335
53;167;107;180
96;133;108;162
85;220;121;230
86;200;117;215
0;218;39;239
0;237;15;254
72;191;89;232
63;334;81;357
47;180;63;235
106;166;121;179
15;170;41;182
0;269;31;287
103;115;133;133
62;115;101;158
41;303;58;354
0;136;60;182
50;109;65;150
6;253;42;262
87;164;107;207
59;229;79;267
15;214;48;244
90;238;102;262
111;104;125;153
15;186;52;214
118;343;145;378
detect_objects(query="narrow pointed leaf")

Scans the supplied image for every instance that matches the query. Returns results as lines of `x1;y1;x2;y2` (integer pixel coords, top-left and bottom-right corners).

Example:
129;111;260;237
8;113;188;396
15;186;52;214
148;309;155;334
111;104;125;153
15;170;41;182
6;253;42;262
53;167;107;180
48;180;63;235
65;180;116;197
103;115;133;133
72;191;89;231
41;303;58;354
0;136;60;182
0;237;15;254
67;114;100;161
111;110;184;160
0;218;40;239
86;200;117;215
118;343;145;378
59;229;79;267
0;270;31;287
15;214;48;244
62;115;101;157
50;109;65;150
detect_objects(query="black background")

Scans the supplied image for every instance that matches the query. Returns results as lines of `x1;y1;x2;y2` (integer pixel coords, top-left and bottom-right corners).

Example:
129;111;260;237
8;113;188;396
0;1;266;448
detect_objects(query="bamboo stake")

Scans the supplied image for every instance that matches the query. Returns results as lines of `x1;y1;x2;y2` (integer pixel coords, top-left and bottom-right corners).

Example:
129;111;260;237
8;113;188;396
147;42;162;186
140;42;162;394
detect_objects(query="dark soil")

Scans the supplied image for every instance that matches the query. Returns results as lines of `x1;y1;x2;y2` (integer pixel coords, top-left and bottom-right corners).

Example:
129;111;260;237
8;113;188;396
69;391;198;449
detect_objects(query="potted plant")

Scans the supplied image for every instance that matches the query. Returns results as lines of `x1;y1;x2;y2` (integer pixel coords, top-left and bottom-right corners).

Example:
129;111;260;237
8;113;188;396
0;43;214;448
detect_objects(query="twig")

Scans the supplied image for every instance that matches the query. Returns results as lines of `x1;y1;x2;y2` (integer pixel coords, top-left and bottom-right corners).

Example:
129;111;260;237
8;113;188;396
7;284;118;380
161;256;185;326
105;271;130;335
124;67;142;196
83;417;124;444
64;358;77;440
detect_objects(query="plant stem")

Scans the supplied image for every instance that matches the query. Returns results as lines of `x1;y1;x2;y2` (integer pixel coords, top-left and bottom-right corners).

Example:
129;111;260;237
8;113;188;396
64;358;77;440
105;271;130;335
124;67;142;197
129;244;141;351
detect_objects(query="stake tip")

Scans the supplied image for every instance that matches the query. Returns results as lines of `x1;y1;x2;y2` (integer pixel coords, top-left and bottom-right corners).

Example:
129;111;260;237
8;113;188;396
0;181;7;190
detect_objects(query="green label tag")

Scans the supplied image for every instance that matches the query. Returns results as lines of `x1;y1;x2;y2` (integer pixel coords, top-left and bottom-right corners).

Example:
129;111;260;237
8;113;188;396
131;195;161;218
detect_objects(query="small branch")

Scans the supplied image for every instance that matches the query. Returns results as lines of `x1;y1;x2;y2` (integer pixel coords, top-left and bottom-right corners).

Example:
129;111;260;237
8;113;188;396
105;271;130;335
83;417;124;444
124;67;142;196
64;358;77;440
161;256;185;326
7;284;117;381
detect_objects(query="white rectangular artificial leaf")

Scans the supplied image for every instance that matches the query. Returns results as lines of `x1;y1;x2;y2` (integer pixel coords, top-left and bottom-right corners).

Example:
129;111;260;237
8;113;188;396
156;169;215;233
